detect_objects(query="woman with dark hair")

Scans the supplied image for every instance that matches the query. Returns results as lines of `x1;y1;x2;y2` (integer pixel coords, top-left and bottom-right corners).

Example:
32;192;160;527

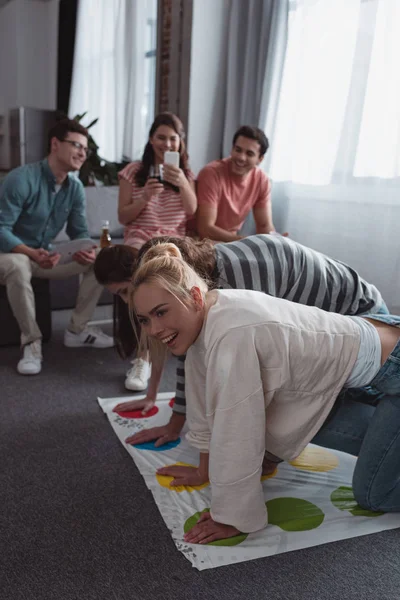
94;234;388;430
116;112;197;390
93;244;164;414
118;111;197;251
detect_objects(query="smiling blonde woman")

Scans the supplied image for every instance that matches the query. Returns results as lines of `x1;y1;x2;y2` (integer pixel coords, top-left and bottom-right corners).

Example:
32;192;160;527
127;241;400;544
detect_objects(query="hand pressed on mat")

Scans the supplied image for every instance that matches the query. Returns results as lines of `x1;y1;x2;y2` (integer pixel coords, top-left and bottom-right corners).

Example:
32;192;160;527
125;412;185;447
113;396;156;416
184;511;241;544
157;452;209;486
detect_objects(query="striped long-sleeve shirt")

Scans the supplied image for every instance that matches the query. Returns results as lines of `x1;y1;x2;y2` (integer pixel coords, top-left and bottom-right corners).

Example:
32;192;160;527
173;234;385;414
119;161;194;243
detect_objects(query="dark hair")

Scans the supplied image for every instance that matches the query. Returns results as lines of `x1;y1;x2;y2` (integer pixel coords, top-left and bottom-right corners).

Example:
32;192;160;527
94;245;136;285
47;118;88;153
134;112;191;187
94;245;140;359
232;125;269;157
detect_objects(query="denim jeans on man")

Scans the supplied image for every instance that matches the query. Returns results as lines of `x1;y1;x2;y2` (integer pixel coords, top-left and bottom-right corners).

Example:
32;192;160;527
312;313;400;512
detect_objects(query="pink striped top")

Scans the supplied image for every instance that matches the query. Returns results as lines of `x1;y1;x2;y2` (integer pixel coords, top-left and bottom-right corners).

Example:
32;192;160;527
118;161;194;239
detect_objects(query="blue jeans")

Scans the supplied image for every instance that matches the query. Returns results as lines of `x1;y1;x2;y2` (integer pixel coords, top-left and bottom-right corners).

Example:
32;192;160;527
312;313;400;512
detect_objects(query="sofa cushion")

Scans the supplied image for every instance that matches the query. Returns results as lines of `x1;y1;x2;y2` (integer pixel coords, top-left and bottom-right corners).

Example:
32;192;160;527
53;186;123;242
85;186;123;238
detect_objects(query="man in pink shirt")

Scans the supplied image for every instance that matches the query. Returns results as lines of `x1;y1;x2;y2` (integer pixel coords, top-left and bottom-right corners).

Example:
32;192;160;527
196;126;275;242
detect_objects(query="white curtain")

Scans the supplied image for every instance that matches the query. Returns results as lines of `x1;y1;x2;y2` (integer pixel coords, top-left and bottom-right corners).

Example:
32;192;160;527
222;0;288;236
222;0;289;156
69;0;157;162
265;0;400;313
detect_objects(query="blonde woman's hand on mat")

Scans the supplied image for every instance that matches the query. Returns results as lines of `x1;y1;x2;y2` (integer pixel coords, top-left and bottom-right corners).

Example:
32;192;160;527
125;425;179;446
157;451;209;486
184;511;241;544
113;396;156;415
125;413;185;446
156;465;208;487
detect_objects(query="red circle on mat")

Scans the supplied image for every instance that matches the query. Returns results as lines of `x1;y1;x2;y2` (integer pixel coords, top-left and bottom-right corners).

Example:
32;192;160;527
169;398;175;408
115;406;159;419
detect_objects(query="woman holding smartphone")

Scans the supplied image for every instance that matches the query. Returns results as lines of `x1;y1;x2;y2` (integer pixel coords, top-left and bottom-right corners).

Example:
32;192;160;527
118;111;197;252
117;112;197;390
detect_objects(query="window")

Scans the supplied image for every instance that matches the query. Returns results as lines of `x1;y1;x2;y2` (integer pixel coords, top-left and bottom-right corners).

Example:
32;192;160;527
269;0;400;185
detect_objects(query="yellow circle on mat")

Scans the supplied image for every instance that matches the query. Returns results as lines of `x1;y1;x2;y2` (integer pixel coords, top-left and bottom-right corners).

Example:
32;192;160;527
290;446;339;472
155;462;210;492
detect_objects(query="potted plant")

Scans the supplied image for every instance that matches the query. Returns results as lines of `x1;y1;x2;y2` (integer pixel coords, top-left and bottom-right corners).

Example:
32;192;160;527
72;112;128;186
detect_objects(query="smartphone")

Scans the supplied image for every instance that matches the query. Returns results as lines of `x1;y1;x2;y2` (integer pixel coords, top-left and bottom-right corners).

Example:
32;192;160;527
164;151;180;168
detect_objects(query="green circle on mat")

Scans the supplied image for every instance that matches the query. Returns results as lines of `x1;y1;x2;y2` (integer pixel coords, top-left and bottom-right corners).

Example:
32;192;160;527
331;486;384;517
184;509;248;546
266;497;325;531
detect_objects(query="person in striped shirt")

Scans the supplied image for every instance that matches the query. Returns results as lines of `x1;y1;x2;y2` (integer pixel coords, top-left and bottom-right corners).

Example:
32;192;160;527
117;113;197;392
94;234;388;451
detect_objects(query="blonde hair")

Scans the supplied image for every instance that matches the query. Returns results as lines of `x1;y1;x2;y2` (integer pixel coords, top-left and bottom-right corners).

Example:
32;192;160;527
128;243;209;365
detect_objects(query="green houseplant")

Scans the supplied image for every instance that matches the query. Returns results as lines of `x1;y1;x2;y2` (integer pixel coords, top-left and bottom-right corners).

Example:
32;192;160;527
73;112;128;186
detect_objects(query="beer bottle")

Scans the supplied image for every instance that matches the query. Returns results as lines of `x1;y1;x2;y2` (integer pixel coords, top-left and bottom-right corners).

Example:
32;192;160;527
100;220;112;248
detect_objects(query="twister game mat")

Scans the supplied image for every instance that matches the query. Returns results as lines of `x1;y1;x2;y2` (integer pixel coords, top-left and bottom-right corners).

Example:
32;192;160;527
98;393;400;570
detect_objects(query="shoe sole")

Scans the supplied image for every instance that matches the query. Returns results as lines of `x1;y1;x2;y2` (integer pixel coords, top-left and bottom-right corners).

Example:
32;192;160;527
17;367;41;375
64;341;114;349
125;381;148;391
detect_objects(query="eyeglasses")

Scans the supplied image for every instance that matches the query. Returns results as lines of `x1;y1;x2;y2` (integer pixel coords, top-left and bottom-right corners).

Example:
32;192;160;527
61;139;91;157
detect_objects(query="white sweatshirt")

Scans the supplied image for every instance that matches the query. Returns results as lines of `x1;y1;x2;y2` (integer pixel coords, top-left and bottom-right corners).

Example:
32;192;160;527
185;289;360;533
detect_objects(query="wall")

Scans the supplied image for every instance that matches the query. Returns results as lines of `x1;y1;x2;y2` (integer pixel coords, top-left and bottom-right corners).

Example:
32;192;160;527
271;183;400;314
0;0;59;169
187;0;231;174
0;0;18;168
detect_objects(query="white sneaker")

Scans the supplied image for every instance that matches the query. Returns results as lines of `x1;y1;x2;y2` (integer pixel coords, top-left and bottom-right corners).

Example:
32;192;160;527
125;358;151;391
64;326;114;349
17;340;42;375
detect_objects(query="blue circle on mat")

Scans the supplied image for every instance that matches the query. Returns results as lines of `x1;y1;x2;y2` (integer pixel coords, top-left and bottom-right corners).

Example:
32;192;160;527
132;438;181;451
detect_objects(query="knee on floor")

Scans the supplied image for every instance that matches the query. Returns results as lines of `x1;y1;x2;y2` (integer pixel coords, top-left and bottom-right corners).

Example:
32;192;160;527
353;477;391;513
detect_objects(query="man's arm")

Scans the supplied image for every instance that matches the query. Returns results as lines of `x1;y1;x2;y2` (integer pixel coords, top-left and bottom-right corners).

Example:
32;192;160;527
252;177;275;234
0;174;57;267
65;182;91;240
196;204;243;242
10;244;57;268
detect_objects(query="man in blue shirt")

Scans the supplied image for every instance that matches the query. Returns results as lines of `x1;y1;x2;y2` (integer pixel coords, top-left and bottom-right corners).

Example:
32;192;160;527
0;118;113;375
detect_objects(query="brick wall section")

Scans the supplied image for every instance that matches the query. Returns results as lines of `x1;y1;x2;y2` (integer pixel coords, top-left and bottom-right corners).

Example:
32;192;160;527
156;0;192;136
159;0;172;112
